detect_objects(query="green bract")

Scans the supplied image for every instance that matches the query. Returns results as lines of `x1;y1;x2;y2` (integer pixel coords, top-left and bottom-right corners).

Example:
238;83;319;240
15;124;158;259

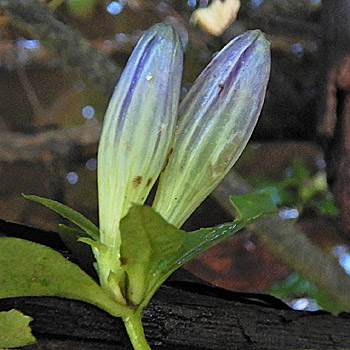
14;24;272;350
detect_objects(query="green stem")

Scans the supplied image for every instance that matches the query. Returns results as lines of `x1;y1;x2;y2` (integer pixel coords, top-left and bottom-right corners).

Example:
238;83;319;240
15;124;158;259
123;311;151;350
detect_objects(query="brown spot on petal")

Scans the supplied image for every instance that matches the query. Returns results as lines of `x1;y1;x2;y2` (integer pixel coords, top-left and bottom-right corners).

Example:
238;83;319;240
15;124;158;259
146;177;153;187
132;176;142;187
120;257;128;265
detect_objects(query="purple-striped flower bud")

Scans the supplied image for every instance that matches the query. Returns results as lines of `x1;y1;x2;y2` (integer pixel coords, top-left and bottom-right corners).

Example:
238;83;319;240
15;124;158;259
98;24;183;249
153;30;271;227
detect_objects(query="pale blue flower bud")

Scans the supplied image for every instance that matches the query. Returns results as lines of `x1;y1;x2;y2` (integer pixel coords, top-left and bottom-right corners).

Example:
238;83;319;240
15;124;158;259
98;24;183;248
153;30;271;227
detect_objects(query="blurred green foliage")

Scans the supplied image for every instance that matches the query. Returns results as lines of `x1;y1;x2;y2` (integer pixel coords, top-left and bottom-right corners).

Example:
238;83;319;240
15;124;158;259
66;0;98;17
267;272;345;313
252;159;341;311
250;158;338;218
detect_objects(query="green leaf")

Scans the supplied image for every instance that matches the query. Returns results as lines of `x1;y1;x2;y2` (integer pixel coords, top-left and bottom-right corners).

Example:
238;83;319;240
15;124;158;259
23;194;99;241
120;205;185;305
0;237;129;317
140;193;277;308
0;309;36;348
230;192;278;222
58;224;95;275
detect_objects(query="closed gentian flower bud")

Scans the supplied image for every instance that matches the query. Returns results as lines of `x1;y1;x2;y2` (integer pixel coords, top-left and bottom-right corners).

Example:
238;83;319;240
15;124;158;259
98;24;183;249
153;30;270;228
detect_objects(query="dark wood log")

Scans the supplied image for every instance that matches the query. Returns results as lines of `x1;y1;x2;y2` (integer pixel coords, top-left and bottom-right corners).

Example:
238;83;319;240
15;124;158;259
1;277;350;350
319;0;350;236
0;219;350;349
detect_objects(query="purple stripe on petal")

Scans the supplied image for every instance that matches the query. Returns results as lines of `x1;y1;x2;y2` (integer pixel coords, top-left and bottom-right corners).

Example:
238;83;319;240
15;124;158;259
115;37;158;133
153;29;270;227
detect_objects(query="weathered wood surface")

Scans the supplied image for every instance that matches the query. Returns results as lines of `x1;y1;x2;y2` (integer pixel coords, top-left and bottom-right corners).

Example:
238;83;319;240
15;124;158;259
1;277;350;350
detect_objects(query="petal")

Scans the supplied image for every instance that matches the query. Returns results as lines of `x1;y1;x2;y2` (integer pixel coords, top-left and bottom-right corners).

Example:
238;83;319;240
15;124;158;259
153;30;271;227
98;24;183;248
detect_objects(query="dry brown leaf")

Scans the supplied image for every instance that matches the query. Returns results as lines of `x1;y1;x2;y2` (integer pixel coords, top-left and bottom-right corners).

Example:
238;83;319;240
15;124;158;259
190;0;241;36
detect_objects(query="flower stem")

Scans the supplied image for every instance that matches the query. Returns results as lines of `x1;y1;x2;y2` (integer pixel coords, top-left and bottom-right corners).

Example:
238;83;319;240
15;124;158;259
123;311;151;350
